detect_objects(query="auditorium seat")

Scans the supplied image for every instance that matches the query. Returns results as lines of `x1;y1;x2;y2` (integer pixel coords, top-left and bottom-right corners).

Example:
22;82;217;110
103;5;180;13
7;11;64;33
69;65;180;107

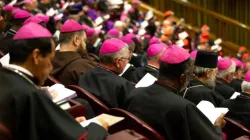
67;85;109;115
43;75;60;86
234;136;250;140
223;117;250;140
88;53;100;63
0;122;12;140
106;129;148;140
65;99;86;118
108;108;165;140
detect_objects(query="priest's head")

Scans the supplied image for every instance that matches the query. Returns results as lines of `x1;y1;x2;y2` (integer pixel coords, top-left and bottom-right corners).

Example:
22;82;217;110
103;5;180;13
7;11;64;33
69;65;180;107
99;38;130;74
193;51;218;89
9;22;55;85
241;70;250;93
231;58;243;80
217;58;236;83
120;36;135;57
146;43;167;69
11;10;31;31
159;45;191;91
59;19;87;57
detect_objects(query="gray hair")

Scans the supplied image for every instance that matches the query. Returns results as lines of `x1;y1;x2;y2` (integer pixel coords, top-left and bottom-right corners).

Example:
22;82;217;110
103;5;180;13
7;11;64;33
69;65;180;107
99;45;129;65
193;66;216;78
217;62;236;79
241;81;250;92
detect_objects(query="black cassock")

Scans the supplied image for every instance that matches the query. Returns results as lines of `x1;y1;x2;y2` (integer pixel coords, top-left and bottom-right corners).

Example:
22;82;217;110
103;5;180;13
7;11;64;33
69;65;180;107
121;65;136;82
215;81;235;99
0;67;107;140
229;79;243;93
132;65;159;83
221;92;250;129
180;79;225;107
0;29;16;54
78;67;135;108
125;82;223;140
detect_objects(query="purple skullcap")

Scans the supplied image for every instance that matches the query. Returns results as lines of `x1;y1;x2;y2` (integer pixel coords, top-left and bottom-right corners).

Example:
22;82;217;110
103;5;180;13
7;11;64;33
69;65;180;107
120;36;134;45
107;28;120;37
190;50;198;59
100;38;126;54
60;19;83;33
218;58;233;71
13;10;31;19
147;43;165;57
160;44;190;64
24;16;43;25
13;22;52;40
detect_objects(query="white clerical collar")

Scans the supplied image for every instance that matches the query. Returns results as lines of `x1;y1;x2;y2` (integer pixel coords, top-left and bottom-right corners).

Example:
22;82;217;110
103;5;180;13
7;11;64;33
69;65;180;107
6;64;34;77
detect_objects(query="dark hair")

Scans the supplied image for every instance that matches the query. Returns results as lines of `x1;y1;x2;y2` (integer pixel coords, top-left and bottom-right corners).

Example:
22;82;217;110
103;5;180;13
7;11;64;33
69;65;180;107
59;30;85;45
9;38;52;64
46;17;56;34
11;18;27;27
159;58;191;81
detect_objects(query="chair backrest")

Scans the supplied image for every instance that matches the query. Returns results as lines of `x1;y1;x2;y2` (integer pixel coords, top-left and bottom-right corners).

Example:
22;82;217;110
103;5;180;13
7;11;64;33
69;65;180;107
0;122;12;140
65;99;86;118
234;136;250;140
223;117;250;140
108;108;165;140
88;53;100;63
67;85;109;115
43;75;60;87
106;129;148;140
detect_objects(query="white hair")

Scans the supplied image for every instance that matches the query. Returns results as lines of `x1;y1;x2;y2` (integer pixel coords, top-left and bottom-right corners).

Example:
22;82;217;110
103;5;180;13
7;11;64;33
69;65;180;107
217;61;236;79
242;81;250;92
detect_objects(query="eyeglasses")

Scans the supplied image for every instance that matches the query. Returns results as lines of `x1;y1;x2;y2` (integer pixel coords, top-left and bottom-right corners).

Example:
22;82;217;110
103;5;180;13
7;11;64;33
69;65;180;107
120;57;131;61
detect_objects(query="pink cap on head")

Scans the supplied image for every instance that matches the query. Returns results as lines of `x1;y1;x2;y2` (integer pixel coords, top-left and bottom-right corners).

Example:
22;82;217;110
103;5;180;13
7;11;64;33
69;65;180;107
218;58;233;71
100;38;126;54
36;14;49;24
120;36;134;45
149;37;159;45
120;13;127;21
161;44;190;64
86;28;96;37
13;10;31;19
24;0;32;4
107;28;120;37
231;58;243;67
159;43;168;49
126;33;136;39
13;22;52;40
24;16;43;25
60;19;83;33
12;8;21;14
3;5;14;11
147;43;165;57
190;50;198;59
244;70;250;82
144;34;151;38
82;24;89;30
133;0;141;4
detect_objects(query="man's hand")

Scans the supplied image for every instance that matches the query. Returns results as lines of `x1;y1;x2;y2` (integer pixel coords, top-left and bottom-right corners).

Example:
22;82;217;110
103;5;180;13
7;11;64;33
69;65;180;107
75;116;86;123
214;113;226;128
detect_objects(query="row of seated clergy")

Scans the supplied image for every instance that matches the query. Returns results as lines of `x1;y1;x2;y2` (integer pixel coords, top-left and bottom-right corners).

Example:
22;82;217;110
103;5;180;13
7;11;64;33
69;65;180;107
124;45;225;140
229;58;244;93
0;23;108;140
221;71;250;130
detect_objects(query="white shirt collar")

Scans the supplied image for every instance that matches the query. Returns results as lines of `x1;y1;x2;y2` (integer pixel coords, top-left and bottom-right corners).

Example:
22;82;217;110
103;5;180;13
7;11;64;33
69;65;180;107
6;64;34;77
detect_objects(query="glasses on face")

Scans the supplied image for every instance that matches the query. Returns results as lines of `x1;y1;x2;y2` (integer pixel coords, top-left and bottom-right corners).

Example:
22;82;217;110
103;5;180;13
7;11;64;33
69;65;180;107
120;57;131;61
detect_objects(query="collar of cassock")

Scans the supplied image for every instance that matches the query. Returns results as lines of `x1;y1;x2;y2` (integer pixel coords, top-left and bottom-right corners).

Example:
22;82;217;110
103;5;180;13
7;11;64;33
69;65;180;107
98;65;119;75
145;64;159;71
5;64;39;85
156;80;179;93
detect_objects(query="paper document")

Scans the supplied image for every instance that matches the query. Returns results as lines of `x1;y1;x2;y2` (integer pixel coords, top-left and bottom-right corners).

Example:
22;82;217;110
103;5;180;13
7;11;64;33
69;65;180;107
95;17;104;25
80;113;124;127
135;73;157;88
0;53;10;66
197;101;229;124
230;92;241;99
46;8;56;16
119;63;131;76
49;84;77;103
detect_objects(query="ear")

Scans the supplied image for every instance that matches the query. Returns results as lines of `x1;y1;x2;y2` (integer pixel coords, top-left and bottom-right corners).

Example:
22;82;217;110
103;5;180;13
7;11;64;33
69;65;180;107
73;35;80;46
115;58;120;68
31;48;40;65
180;73;186;85
205;70;210;78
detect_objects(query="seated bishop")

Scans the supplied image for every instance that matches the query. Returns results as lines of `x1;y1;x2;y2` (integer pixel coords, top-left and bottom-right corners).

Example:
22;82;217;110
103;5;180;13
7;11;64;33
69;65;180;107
125;45;225;140
78;38;135;108
0;23;108;140
52;19;96;86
